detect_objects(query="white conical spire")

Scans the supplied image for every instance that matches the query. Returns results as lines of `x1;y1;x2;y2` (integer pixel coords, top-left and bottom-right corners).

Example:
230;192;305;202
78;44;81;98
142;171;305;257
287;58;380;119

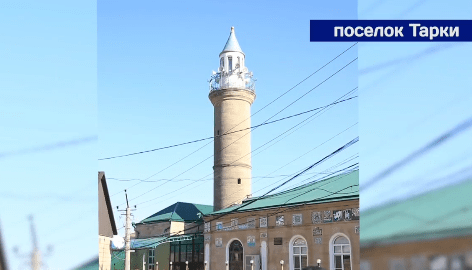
221;26;243;55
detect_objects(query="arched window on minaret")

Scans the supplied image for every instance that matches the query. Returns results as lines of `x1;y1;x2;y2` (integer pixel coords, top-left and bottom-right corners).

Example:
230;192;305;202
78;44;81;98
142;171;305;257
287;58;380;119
236;56;240;69
220;57;224;69
228;56;233;72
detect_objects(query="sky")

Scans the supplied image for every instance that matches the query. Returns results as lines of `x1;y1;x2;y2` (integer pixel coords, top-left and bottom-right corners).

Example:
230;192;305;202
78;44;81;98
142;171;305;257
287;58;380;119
358;0;472;211
0;1;97;269
1;0;471;269
98;0;358;239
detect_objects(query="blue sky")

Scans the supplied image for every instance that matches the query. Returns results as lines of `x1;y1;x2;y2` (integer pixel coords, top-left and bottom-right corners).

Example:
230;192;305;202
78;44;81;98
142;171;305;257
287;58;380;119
0;1;97;269
98;0;358;239
2;0;471;269
358;0;472;210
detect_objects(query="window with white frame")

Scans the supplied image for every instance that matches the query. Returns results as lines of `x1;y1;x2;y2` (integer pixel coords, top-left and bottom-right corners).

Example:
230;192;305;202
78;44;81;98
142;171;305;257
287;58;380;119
333;236;351;270
292;238;307;270
148;249;155;270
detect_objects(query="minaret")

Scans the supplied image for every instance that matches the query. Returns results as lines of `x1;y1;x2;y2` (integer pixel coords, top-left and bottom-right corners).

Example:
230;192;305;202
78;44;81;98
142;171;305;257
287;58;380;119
209;27;256;211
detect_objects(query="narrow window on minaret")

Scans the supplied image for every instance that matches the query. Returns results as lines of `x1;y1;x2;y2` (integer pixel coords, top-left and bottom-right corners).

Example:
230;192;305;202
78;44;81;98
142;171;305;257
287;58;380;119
237;57;240;68
220;57;224;68
238;178;241;184
217;130;220;135
228;56;233;71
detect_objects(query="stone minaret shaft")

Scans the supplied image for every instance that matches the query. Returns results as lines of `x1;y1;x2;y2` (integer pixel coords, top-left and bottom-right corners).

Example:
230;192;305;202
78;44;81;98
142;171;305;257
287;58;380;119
209;27;256;211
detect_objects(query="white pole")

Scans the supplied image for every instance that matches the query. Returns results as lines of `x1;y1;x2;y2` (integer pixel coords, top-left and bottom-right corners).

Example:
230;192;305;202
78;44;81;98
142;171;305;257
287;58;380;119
31;249;41;270
250;260;254;270
280;260;284;270
125;206;131;270
142;254;146;270
156;261;159;270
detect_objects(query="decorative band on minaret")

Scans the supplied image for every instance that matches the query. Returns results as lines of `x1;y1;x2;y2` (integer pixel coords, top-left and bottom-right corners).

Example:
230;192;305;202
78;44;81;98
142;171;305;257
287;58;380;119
209;27;256;211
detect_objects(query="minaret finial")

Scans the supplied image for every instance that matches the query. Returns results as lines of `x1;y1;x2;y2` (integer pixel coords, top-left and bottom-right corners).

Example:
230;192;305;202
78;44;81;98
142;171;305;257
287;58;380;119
231;26;234;32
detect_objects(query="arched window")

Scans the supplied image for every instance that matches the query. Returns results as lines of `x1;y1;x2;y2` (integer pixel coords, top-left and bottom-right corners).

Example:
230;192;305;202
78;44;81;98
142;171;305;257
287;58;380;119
220;57;224;68
228;240;243;270
290;237;307;270
236;56;240;68
228;56;233;71
332;235;351;270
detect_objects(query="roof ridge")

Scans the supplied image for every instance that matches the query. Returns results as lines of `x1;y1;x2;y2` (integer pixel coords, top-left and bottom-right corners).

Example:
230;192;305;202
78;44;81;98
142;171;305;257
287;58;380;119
264;169;358;198
169;202;180;221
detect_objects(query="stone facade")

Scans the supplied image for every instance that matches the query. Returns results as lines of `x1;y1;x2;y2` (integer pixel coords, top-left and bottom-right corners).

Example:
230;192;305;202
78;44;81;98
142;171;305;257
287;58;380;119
203;199;359;270
360;237;472;270
134;221;203;239
210;89;256;211
99;235;113;270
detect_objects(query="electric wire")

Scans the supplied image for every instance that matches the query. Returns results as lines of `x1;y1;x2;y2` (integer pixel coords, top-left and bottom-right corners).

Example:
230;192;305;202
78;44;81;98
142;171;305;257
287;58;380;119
130;87;357;207
108;46;357;197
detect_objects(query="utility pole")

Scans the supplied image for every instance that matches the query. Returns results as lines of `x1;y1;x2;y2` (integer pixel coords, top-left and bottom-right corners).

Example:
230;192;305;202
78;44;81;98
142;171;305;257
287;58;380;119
125;203;131;270
29;215;41;270
13;215;52;270
118;190;135;270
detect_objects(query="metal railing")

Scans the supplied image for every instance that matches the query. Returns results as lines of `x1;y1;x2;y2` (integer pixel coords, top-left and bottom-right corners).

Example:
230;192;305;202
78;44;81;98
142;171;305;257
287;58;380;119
209;71;256;93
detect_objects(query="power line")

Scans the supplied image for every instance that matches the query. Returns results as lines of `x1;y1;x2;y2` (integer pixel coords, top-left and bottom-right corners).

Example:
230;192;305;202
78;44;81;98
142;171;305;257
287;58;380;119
360;115;472;192
119;58;357;202
130;86;357;207
107;170;335;183
134;166;358;250
108;44;357;196
135;141;359;248
108;120;357;186
0;136;97;159
99;96;357;161
136;133;358;210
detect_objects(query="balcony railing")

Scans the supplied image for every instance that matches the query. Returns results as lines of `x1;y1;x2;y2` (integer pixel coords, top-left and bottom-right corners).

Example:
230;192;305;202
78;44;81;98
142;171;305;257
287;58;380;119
209;71;256;93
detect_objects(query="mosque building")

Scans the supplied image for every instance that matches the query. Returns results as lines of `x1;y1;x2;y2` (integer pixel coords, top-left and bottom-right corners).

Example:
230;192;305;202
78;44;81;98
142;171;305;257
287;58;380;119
111;27;359;270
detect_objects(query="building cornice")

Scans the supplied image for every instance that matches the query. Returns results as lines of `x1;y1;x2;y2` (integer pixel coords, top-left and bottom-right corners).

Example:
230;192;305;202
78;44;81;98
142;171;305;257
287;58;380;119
209;88;256;106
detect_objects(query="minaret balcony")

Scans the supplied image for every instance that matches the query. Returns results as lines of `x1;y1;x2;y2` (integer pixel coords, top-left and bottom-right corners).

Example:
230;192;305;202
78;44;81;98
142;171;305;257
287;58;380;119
209;71;256;93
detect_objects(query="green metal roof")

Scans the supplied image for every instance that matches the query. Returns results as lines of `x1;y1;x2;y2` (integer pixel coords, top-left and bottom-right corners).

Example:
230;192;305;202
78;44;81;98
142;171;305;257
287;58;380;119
138;202;213;224
361;179;472;247
207;170;359;215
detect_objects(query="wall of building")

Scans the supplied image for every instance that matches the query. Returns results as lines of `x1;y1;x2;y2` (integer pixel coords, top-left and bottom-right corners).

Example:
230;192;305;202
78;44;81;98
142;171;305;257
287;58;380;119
184;222;202;235
156;242;171;270
204;200;359;270
171;221;185;235
128;243;171;270
361;236;472;270
130;249;147;270
135;222;171;239
99;235;112;270
210;89;256;211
